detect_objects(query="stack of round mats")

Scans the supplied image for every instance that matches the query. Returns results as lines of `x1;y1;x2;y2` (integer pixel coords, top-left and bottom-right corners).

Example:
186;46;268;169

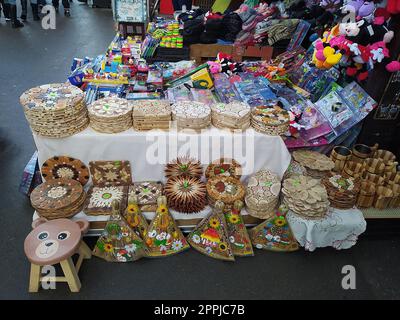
245;170;281;219
250;104;289;136
211;102;251;131
30;178;86;219
40;156;90;186
88;97;132;133
19;83;89;138
292;150;335;179
171;101;211;131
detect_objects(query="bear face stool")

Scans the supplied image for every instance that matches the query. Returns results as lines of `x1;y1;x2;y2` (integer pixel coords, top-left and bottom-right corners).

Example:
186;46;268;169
24;218;91;292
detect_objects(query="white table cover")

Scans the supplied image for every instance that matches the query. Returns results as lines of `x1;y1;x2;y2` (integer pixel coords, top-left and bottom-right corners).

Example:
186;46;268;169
32;126;291;182
287;208;367;252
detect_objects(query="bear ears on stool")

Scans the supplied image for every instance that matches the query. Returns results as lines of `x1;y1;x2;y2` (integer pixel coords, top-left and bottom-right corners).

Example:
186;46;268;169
32;217;89;234
25;218;89;265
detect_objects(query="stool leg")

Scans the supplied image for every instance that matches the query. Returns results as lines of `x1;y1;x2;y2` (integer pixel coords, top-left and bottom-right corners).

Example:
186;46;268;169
29;264;41;293
79;241;92;259
60;257;81;292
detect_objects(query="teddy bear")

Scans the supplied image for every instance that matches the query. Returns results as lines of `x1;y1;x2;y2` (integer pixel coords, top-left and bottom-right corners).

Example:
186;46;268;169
24;218;89;265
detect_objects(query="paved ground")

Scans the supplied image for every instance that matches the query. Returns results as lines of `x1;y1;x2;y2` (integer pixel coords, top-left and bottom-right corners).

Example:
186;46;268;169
1;3;400;300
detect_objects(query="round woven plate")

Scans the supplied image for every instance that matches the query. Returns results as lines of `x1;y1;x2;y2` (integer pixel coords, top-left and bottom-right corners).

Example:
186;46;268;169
41;156;90;186
30;178;83;211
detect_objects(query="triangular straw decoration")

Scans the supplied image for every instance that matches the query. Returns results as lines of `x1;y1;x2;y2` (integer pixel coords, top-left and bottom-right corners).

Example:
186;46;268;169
249;205;299;252
93;200;148;262
187;200;235;261
224;200;254;257
123;195;149;239
144;196;190;257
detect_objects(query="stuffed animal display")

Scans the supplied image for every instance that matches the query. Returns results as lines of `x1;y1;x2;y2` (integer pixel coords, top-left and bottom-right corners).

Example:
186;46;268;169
312;10;400;81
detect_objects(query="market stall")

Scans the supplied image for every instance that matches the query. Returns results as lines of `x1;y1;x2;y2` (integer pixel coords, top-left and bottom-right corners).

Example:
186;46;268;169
19;0;400;293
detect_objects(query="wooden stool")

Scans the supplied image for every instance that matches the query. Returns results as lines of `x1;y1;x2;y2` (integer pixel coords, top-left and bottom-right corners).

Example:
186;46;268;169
24;218;91;293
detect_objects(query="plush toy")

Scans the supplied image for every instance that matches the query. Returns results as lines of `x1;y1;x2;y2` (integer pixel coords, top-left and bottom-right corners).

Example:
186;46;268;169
312;39;343;69
336;19;400;80
320;0;342;13
216;52;243;75
207;61;222;74
342;0;377;22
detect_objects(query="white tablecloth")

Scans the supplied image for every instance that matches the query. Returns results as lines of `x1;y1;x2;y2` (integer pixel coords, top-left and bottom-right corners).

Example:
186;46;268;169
33;126;291;182
287;208;367;252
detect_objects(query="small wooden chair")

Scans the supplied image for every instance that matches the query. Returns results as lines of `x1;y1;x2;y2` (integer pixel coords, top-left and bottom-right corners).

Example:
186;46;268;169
24;218;91;293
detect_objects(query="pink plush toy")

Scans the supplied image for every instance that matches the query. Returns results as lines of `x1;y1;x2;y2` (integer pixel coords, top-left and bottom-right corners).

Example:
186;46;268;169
207;61;222;74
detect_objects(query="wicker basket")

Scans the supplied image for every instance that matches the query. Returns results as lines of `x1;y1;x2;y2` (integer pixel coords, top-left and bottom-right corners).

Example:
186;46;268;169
363;172;385;186
322;172;360;209
342;161;364;179
373;185;393;209
389;183;400;208
356;181;376;208
330;146;352;172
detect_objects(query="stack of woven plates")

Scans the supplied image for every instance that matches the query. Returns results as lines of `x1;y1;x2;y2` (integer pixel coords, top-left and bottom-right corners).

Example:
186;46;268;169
251;105;289;136
282;174;329;219
211;102;251;131
322;173;360;209
171;101;211;131
20;83;89;138
206;176;245;211
292;150;335;179
30;178;86;219
88;97;132;133
245;170;281;219
131;100;171;131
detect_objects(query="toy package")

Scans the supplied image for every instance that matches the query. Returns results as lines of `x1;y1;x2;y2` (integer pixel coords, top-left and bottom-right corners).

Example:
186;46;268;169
168;64;214;89
190;88;217;104
338;82;377;120
166;84;193;103
290;61;340;102
315;90;357;136
234;80;266;107
213;73;241;103
298;100;333;141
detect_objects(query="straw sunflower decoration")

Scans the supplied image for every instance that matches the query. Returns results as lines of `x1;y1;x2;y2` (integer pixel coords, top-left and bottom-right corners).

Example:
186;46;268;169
164;176;207;213
165;157;203;179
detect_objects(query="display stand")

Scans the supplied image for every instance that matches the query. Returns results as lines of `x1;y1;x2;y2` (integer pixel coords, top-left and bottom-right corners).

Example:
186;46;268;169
190;44;274;64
